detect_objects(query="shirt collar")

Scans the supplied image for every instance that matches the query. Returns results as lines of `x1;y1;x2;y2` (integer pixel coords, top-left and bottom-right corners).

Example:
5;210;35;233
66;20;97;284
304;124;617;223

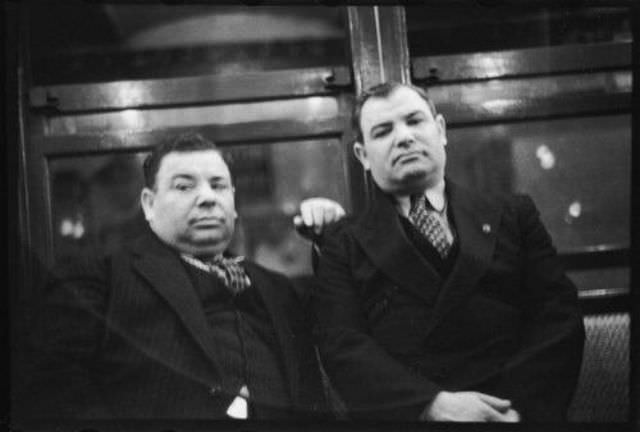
425;179;447;213
393;179;447;217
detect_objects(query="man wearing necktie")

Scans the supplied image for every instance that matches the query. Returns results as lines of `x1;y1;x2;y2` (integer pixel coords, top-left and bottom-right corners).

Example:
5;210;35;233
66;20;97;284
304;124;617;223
24;132;344;421
313;82;585;423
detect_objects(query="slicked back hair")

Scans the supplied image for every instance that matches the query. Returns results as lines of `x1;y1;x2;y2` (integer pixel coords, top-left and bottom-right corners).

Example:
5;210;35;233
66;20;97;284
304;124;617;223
352;82;438;144
143;132;223;189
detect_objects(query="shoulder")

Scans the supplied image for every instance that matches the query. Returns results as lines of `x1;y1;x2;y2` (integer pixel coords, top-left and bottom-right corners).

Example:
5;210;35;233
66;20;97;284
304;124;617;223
322;214;362;241
452;182;538;216
50;234;149;283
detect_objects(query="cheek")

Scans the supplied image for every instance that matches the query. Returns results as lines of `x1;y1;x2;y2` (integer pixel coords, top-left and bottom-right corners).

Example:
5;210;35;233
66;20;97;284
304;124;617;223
159;199;192;221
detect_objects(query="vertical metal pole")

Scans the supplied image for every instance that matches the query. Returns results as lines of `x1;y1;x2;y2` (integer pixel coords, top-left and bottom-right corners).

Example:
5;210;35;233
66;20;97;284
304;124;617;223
346;6;411;205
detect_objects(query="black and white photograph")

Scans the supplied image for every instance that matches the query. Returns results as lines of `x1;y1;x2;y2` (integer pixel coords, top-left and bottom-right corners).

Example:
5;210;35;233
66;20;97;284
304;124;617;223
5;1;637;430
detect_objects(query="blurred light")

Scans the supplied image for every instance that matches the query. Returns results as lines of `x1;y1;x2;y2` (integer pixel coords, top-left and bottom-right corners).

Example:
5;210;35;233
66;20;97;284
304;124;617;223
60;217;86;239
282;200;298;216
481;99;515;115
568;201;582;218
564;201;582;224
116;82;145;106
60;219;74;237
475;55;509;77
73;222;85;239
535;145;556;170
121;109;143;129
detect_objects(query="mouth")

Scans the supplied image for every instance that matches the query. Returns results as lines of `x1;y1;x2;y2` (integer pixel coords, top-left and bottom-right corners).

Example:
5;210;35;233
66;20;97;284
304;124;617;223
392;151;426;166
191;217;225;228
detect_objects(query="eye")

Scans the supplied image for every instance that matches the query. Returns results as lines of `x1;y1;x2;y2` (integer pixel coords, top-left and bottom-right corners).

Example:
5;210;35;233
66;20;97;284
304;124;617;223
372;127;391;139
173;181;194;191
407;116;425;125
211;182;231;191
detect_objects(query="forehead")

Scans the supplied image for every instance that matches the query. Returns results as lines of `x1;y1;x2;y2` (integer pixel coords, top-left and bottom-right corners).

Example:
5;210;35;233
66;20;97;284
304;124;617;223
360;86;431;127
157;150;230;179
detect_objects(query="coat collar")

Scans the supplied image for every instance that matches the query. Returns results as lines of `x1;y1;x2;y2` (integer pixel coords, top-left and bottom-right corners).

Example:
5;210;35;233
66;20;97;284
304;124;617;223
352;181;503;316
352;183;443;304
129;229;225;380
423;181;503;336
129;228;300;398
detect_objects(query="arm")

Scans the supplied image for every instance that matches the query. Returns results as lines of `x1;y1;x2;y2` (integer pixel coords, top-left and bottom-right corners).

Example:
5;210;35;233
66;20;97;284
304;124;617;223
24;254;113;419
313;223;441;420
495;195;585;422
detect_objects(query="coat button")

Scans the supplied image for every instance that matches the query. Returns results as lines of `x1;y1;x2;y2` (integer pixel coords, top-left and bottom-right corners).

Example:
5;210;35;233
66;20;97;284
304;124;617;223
209;385;222;395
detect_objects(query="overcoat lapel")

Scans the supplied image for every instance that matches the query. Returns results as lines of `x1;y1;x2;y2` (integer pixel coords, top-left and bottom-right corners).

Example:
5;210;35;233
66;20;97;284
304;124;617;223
352;184;443;305
423;182;503;337
245;264;299;401
130;233;223;378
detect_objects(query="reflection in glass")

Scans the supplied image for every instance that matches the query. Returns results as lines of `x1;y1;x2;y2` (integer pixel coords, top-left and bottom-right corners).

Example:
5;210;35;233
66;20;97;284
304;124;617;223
567;268;628;294
407;7;631;57
446;115;630;253
47;97;340;136
29;4;347;85
49;139;349;277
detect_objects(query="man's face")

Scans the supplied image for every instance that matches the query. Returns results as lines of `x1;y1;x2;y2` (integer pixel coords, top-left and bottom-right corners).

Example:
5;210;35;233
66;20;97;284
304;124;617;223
354;86;447;196
141;150;236;258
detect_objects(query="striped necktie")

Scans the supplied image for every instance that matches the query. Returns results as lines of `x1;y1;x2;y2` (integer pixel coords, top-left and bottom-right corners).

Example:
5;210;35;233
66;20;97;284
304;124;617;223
408;194;452;258
182;254;251;295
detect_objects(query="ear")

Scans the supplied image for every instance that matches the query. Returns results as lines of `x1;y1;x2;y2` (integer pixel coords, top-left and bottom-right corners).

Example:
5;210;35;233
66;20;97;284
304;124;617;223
230;186;238;219
140;187;155;222
435;113;447;147
353;141;371;171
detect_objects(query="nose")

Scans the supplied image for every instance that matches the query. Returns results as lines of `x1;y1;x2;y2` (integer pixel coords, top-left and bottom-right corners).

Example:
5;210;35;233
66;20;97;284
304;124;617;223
394;123;415;148
195;183;218;207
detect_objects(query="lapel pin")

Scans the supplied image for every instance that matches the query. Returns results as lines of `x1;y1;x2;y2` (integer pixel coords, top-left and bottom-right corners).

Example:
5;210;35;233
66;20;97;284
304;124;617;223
482;223;491;234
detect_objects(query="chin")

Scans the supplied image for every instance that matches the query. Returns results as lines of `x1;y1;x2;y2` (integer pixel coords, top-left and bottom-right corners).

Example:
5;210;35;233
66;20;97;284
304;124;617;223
399;170;431;191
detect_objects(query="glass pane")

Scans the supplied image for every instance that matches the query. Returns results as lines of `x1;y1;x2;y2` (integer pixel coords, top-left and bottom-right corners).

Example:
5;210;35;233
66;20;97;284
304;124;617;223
568;267;629;294
29;3;348;85
407;6;631;57
446;115;630;253
46;96;339;136
49;138;349;277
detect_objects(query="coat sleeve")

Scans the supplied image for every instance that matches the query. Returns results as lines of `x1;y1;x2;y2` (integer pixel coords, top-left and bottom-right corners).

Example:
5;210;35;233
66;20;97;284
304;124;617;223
313;222;442;420
23;253;114;420
495;195;585;422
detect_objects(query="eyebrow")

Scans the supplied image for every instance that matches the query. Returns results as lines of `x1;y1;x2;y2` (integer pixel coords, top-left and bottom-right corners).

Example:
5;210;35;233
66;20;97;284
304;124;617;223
406;110;426;119
368;110;426;135
170;174;195;182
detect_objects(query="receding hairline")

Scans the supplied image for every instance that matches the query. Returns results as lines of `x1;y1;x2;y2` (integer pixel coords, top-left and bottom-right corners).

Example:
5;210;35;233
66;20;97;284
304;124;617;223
151;149;231;188
357;85;437;137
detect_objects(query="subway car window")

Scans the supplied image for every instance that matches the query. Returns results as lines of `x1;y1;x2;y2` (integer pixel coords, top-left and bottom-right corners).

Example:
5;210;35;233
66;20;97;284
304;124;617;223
407;7;631;56
28;2;348;85
49;139;349;277
446;115;630;253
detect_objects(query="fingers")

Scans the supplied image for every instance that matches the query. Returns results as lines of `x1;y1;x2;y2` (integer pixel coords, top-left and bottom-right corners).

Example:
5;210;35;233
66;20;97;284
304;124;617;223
485;407;521;422
501;408;521;423
311;203;332;235
475;392;512;412
298;198;346;234
426;391;520;423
